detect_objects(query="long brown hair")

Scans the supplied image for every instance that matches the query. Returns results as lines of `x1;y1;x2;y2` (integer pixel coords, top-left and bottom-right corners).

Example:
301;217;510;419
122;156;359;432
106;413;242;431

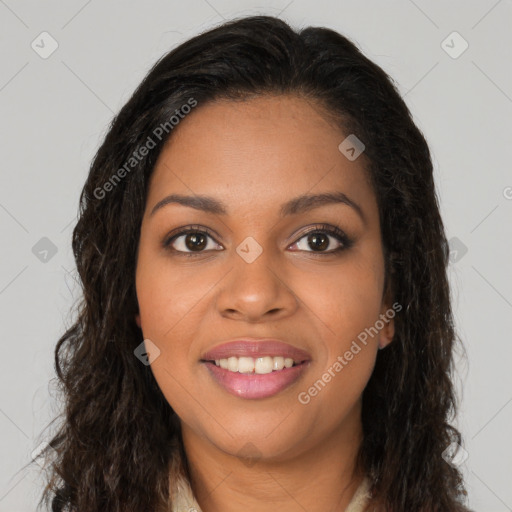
34;15;471;511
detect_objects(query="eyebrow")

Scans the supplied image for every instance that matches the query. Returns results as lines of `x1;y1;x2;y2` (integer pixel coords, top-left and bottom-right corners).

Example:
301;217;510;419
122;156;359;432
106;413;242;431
150;191;365;223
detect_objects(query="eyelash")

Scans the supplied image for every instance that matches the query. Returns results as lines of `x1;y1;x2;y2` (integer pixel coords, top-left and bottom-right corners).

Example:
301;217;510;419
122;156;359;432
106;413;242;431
162;223;353;258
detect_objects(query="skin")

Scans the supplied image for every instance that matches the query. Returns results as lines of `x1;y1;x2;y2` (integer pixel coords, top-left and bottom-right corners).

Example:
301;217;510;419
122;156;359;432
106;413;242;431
135;94;395;512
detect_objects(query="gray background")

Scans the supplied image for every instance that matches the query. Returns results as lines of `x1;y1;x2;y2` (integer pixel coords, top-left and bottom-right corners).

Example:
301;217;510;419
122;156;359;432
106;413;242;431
1;1;511;510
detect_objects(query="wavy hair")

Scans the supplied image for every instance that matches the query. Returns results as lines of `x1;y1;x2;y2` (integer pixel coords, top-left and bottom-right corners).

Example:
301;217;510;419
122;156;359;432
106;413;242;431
34;14;471;512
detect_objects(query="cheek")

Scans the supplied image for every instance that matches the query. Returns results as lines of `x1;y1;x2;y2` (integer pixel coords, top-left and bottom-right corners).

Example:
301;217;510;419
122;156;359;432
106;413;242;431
135;252;218;340
135;254;220;413
135;254;208;416
294;254;384;340
297;267;380;418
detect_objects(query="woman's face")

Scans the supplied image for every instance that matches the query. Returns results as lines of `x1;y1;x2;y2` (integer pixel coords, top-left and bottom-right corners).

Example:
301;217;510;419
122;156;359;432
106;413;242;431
135;94;394;462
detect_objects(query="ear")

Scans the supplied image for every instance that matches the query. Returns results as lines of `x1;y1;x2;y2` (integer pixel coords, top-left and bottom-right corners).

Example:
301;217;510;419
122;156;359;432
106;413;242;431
378;304;395;349
378;278;396;350
135;313;141;329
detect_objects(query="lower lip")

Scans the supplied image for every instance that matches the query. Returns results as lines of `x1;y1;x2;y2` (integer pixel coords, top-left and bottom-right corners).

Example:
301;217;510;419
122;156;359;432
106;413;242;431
203;361;310;399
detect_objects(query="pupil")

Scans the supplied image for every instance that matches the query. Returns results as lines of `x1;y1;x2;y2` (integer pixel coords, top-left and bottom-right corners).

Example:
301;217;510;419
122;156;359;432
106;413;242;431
186;233;207;251
308;232;328;251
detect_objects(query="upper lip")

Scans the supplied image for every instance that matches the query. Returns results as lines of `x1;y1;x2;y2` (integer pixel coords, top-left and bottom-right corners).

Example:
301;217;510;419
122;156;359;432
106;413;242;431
201;338;311;363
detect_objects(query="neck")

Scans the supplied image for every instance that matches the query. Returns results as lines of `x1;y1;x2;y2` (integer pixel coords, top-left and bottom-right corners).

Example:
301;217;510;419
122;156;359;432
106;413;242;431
180;401;365;512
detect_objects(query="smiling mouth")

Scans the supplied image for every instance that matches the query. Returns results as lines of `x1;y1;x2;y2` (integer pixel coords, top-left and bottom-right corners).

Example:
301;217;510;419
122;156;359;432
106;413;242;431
201;357;310;399
201;355;306;374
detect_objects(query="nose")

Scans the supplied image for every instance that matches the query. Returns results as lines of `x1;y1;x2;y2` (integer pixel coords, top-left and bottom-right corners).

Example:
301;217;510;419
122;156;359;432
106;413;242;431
215;244;299;323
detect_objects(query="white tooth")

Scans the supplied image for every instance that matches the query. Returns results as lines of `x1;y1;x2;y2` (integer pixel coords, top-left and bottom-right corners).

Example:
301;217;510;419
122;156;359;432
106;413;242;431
272;356;285;370
238;356;255;373
227;356;238;372
255;356;273;374
215;356;297;373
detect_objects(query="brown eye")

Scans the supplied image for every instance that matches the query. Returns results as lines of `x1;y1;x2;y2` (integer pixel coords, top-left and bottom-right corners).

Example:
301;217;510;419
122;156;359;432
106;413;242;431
288;224;353;254
163;227;223;255
184;232;208;251
306;232;330;251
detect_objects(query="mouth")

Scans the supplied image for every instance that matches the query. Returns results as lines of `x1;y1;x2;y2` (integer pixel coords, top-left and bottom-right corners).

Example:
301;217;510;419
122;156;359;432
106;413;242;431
200;338;311;399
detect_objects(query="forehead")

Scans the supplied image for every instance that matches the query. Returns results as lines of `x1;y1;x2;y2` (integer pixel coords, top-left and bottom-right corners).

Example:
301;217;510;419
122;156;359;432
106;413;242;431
146;94;373;216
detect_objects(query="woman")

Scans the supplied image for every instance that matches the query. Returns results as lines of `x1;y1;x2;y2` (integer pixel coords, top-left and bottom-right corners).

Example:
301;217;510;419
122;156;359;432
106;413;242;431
37;15;472;512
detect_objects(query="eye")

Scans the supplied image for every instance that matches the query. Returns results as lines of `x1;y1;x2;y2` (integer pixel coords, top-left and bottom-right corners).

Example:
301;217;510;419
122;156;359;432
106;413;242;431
163;225;223;256
288;224;353;254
